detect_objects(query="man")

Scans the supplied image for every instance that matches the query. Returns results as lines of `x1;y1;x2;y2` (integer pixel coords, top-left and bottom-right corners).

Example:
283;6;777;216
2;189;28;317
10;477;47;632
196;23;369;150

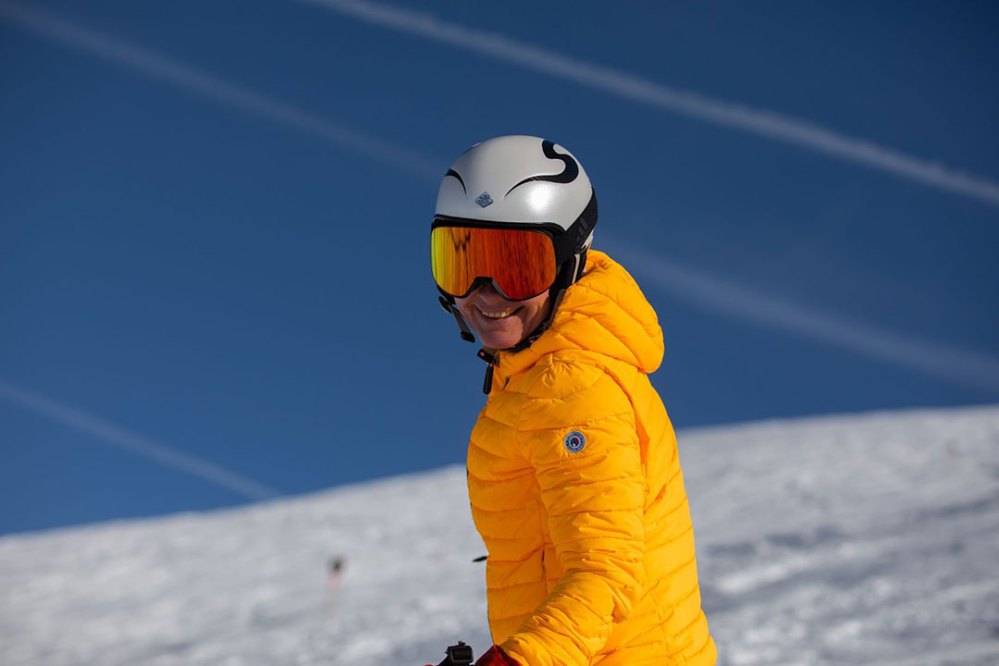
431;135;715;665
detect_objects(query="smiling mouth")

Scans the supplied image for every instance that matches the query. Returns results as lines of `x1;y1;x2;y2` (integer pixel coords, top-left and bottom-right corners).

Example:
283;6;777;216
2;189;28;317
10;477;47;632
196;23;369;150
477;306;519;320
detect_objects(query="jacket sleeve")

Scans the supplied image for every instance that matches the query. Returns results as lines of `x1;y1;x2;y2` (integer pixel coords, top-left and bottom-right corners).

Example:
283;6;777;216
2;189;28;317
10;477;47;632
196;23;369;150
500;367;646;666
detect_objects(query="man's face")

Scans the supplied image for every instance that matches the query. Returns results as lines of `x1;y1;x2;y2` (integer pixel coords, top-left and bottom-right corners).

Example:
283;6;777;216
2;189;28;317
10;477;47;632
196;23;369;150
455;282;552;351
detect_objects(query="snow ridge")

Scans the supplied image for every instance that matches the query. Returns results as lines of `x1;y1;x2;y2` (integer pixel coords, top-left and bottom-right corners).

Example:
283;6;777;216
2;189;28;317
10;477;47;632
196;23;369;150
1;406;997;665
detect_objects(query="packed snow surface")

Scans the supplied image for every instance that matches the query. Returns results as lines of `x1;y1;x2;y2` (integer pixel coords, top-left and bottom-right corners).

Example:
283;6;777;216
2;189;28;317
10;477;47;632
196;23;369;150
2;406;998;665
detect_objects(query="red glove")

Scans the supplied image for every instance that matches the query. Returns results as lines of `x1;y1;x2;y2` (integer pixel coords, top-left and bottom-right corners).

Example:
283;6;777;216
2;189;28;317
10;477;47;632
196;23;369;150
475;645;518;666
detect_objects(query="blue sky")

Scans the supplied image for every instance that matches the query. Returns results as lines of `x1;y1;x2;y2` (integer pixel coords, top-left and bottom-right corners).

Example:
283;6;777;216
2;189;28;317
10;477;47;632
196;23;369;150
1;0;997;534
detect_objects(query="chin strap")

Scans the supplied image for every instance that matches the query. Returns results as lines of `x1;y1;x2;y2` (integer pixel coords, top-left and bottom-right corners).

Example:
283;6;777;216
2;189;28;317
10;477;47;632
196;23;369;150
439;296;475;343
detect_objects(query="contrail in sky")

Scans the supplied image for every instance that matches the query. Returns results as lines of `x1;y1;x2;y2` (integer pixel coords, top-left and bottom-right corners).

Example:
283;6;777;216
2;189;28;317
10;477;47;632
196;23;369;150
610;240;999;396
0;1;440;179
0;380;281;500
300;0;999;208
2;4;995;399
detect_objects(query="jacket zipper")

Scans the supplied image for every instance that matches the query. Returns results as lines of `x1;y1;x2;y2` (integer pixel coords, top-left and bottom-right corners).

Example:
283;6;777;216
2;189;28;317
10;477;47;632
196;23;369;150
477;349;497;394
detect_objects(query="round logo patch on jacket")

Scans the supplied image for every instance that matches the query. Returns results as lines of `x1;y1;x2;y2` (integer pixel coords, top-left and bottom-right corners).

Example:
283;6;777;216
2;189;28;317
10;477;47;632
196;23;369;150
563;430;587;453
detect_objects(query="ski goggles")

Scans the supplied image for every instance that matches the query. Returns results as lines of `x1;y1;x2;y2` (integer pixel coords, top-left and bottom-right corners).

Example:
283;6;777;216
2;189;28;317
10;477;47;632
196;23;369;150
431;220;562;301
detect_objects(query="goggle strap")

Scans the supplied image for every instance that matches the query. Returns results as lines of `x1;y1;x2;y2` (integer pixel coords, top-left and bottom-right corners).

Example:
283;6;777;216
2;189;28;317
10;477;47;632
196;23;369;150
439;295;476;343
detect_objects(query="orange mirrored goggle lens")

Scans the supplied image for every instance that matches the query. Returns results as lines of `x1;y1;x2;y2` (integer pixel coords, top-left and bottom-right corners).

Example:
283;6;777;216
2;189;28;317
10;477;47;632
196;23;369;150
431;225;558;301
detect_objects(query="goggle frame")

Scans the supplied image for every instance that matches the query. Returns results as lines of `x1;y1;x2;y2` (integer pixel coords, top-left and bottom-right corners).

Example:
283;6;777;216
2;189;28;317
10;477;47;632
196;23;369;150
431;216;577;302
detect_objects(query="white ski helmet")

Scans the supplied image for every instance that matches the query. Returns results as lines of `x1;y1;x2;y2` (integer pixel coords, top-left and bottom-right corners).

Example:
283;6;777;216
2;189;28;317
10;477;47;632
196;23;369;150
433;135;598;352
435;135;597;261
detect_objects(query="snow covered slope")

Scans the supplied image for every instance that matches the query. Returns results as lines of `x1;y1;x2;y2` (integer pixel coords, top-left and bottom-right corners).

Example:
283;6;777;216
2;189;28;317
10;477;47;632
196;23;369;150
2;406;997;665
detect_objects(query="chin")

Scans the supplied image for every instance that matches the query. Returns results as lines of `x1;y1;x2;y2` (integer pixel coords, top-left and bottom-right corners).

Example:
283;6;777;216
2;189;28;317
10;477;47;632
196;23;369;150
480;336;514;350
478;330;523;350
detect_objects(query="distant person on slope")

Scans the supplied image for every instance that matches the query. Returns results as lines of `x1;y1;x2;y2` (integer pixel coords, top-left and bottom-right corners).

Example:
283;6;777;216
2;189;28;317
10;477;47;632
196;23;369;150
430;135;716;665
323;555;346;620
327;555;345;588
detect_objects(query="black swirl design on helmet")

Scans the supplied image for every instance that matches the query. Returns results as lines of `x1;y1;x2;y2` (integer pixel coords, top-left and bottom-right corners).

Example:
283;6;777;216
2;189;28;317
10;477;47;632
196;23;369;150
505;140;579;197
445;168;467;195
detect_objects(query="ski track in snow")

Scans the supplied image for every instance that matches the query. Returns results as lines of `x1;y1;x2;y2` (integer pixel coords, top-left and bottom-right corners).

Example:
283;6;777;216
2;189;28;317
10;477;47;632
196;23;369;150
1;406;998;665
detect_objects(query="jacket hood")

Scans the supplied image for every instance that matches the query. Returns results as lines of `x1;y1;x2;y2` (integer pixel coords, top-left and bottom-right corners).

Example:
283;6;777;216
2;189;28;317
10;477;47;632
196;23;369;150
494;250;664;382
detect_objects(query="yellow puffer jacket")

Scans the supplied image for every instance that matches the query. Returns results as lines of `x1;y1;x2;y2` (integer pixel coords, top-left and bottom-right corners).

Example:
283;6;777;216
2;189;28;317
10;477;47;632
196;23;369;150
467;250;715;665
